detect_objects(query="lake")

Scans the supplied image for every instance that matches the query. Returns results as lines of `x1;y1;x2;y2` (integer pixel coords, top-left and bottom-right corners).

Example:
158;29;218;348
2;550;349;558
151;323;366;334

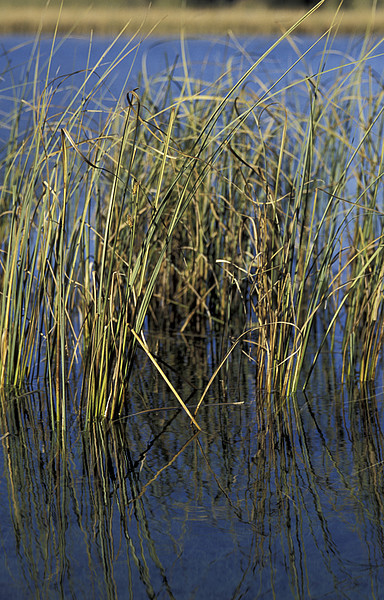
1;32;384;599
3;33;382;112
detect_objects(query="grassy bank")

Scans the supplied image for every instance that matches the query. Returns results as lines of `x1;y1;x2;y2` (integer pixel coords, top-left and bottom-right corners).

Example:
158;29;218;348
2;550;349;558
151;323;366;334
1;5;384;36
1;2;384;426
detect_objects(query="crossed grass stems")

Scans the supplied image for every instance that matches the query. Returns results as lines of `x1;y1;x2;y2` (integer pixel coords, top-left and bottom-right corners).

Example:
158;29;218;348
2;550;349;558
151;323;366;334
1;2;384;427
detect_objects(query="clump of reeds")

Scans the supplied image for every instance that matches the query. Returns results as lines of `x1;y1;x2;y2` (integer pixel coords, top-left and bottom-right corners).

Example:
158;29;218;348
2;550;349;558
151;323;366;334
1;2;384;426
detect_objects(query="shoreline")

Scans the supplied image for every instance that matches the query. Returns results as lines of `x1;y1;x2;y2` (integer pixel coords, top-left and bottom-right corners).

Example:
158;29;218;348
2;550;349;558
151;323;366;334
1;7;384;37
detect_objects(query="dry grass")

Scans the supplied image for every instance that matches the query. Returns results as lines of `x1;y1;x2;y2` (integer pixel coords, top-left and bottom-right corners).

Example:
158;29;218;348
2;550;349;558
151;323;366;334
0;6;383;36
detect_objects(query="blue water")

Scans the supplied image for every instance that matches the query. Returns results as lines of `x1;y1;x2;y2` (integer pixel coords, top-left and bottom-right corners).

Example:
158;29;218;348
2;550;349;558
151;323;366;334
2;33;384;110
1;33;384;599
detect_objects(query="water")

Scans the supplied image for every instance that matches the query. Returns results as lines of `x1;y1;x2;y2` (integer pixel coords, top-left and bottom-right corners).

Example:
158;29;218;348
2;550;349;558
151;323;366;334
0;338;384;599
1;33;384;599
2;33;383;114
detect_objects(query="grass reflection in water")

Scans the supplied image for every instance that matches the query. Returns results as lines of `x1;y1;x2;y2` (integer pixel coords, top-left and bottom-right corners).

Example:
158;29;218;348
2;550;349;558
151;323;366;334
1;370;384;598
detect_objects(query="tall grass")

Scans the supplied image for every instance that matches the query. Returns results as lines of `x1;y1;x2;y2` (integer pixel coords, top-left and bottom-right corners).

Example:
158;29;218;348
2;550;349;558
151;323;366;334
1;2;384;426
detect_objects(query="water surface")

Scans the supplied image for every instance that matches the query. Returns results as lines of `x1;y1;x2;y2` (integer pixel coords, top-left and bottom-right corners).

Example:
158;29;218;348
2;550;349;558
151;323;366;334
1;339;384;599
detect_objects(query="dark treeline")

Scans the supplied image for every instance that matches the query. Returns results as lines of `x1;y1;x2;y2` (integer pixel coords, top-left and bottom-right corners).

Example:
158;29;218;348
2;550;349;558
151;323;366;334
173;0;375;8
12;0;378;10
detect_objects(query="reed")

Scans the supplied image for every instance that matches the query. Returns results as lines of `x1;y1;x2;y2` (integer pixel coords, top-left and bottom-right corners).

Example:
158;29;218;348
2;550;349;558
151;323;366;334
1;1;384;425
